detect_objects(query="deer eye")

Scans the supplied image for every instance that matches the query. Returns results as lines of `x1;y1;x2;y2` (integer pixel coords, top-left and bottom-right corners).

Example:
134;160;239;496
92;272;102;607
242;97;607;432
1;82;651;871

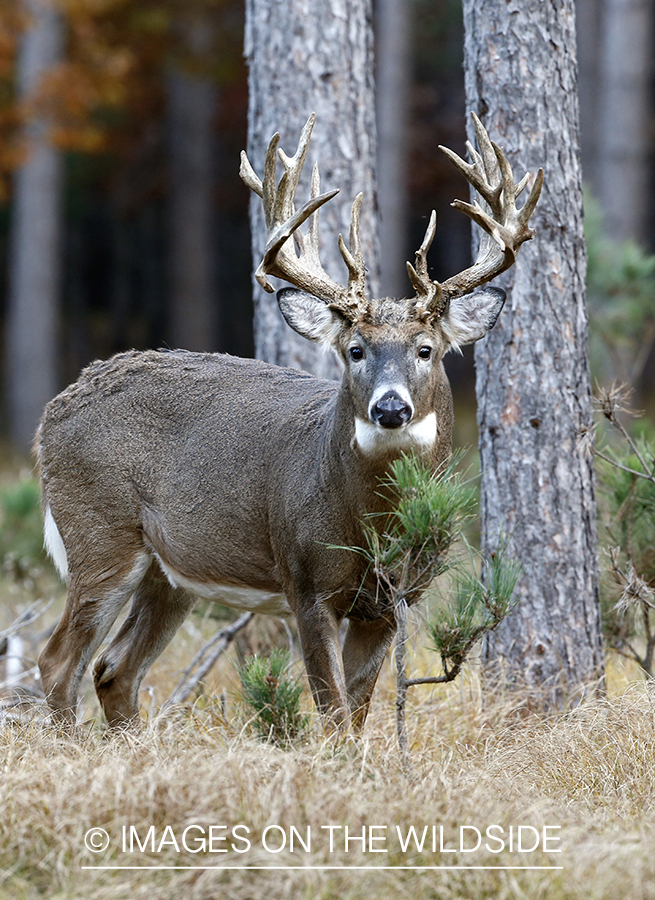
418;346;432;360
349;346;365;362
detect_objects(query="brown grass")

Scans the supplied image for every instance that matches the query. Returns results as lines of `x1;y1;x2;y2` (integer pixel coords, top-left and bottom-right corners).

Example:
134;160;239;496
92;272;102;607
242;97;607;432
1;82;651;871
1;554;654;900
2;616;655;900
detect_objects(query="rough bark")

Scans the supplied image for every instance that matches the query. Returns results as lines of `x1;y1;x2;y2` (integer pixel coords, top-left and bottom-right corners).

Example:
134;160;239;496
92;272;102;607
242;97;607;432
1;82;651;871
375;0;410;298
244;0;379;378
462;0;604;705
6;0;63;451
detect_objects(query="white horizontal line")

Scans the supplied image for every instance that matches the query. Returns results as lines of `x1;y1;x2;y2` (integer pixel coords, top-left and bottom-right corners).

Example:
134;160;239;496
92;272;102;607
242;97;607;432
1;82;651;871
82;865;564;871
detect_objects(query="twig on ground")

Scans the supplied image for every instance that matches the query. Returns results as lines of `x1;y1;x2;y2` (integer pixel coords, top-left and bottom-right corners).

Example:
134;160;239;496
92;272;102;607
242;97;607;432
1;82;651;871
162;612;253;711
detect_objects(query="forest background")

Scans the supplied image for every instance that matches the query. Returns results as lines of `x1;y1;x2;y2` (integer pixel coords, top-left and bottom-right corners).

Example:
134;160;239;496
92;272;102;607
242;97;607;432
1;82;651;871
0;0;653;453
0;5;654;896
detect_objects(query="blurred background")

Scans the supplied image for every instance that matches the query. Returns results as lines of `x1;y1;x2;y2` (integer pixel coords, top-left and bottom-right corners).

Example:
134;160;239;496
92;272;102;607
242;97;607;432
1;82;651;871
0;0;653;452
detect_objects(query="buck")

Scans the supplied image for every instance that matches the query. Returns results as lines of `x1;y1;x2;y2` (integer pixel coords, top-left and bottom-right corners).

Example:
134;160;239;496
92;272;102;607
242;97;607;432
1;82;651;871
36;113;542;730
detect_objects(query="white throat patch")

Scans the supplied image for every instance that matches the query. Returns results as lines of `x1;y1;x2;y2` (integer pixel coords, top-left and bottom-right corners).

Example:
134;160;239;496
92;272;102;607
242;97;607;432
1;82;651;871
354;412;437;456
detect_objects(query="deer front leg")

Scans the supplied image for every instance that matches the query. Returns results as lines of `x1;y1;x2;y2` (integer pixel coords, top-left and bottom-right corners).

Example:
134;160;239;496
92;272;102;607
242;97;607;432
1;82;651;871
294;602;350;731
342;616;397;731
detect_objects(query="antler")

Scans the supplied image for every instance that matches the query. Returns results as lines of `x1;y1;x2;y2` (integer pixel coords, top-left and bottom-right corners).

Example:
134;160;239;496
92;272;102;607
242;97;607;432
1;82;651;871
407;112;544;319
239;113;369;320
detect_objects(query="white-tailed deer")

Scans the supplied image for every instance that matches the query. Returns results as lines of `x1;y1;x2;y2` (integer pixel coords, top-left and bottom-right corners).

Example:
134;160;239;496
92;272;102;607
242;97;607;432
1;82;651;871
36;113;542;729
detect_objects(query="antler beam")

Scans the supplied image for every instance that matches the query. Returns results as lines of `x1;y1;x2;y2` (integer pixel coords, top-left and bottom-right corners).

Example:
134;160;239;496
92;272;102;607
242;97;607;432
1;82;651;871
240;113;369;320
408;112;544;319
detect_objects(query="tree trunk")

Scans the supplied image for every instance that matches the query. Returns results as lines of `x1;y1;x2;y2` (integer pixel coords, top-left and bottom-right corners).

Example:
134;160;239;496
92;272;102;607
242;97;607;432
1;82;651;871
244;0;379;378
166;18;218;352
375;0;410;299
462;0;604;706
595;0;654;244
575;0;602;191
6;0;63;451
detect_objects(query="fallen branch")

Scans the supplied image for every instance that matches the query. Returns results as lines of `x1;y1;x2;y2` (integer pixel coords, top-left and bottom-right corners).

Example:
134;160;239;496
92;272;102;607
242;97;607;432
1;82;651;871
0;600;53;644
162;612;253;711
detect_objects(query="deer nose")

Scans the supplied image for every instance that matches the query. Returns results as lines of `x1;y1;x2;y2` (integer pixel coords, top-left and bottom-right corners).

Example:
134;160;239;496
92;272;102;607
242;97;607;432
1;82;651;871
371;391;413;429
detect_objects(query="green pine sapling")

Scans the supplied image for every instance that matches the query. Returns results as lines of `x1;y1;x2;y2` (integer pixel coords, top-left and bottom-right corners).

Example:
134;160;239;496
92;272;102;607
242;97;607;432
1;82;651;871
353;452;521;766
238;648;309;747
595;385;655;674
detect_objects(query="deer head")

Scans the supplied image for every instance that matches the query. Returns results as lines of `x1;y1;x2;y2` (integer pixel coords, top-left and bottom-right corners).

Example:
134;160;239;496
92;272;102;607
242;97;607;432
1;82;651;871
240;113;543;456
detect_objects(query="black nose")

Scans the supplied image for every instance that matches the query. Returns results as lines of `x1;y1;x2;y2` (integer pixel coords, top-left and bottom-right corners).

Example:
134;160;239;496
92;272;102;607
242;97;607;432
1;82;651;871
371;392;413;429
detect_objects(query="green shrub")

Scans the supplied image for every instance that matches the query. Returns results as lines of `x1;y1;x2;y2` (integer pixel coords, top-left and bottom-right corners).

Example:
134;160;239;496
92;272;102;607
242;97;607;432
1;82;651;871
0;478;46;574
238;649;308;747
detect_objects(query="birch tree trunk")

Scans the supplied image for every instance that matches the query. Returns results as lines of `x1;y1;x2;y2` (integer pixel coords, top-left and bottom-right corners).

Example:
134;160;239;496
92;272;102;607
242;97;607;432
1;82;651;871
6;0;63;450
462;0;604;705
244;0;379;378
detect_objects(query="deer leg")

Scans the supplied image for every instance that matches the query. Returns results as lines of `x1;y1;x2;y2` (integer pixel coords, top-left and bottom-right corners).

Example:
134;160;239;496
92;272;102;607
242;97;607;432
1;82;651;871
93;565;195;726
294;603;350;730
342;617;397;731
39;551;150;725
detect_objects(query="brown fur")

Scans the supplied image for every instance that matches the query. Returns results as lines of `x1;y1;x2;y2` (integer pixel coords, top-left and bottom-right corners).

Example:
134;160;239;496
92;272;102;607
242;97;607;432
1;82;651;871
37;347;454;729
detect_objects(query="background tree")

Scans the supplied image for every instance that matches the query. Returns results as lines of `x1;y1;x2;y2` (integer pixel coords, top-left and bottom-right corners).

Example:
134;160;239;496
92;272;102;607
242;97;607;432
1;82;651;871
375;0;410;298
461;0;604;704
577;0;654;245
243;0;379;379
166;10;219;352
6;0;63;450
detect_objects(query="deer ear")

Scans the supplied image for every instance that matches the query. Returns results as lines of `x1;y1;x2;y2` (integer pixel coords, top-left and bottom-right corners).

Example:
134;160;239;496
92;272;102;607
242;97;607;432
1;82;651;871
440;287;506;349
277;288;346;346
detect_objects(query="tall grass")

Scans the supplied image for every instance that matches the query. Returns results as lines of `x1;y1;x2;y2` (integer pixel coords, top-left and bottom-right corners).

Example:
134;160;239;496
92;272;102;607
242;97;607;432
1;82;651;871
0;467;652;899
1;654;655;899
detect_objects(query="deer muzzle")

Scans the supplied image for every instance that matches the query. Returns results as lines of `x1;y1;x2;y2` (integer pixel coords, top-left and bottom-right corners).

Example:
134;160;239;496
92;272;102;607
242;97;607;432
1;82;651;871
370;391;413;429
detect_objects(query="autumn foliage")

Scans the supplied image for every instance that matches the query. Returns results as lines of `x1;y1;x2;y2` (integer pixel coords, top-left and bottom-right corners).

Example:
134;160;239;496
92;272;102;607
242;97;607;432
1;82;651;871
0;0;242;200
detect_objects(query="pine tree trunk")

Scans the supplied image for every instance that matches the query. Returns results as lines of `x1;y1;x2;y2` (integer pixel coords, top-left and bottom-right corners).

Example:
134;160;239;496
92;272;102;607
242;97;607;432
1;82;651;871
595;0;654;243
244;0;379;378
575;0;602;192
462;0;604;705
375;0;410;299
167;67;218;351
6;0;63;451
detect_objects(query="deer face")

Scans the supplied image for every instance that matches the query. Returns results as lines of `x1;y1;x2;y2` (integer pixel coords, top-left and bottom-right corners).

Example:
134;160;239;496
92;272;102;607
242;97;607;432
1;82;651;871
278;285;505;456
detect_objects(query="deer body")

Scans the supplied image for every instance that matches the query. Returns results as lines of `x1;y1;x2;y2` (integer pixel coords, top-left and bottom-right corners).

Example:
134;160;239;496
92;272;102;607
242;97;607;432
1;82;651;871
37;326;453;727
37;114;541;729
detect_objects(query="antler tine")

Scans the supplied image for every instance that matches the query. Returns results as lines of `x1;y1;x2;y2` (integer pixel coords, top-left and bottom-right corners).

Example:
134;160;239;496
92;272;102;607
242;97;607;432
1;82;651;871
515;172;530;198
336;193;367;311
239;114;369;316
262;131;282;233
275;112;315;224
517;167;544;227
406;211;443;316
239;151;263;198
407;112;543;315
472;112;502;193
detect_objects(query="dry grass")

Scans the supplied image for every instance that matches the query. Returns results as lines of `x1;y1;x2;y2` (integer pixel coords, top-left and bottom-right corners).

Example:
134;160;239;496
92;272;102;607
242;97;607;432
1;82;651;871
1;538;654;900
2;624;655;900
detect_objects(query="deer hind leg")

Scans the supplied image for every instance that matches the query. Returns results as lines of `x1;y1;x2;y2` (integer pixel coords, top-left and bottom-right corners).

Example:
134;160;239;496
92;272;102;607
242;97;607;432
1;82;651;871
342;617;397;731
93;562;195;726
39;550;151;726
